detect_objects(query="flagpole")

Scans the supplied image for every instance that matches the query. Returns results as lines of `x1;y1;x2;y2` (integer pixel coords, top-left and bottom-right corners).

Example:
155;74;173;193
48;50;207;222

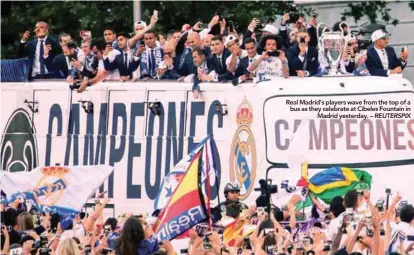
210;138;221;221
205;141;212;231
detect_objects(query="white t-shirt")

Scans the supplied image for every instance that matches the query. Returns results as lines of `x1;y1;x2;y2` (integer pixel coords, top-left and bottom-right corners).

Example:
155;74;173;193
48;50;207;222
225;50;248;70
60;223;86;242
270;179;307;209
103;49;121;80
257;55;287;79
389;221;414;254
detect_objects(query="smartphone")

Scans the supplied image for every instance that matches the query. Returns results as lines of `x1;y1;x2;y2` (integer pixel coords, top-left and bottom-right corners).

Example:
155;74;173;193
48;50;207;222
102;248;114;255
264;228;275;235
215;12;222;21
139;40;145;47
256;207;265;214
300;37;306;44
376;199;385;212
268;50;280;57
229;21;234;32
401;46;408;53
153;10;158;19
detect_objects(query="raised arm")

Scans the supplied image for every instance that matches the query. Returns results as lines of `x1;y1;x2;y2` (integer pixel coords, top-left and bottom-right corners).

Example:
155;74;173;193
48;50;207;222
128;15;158;49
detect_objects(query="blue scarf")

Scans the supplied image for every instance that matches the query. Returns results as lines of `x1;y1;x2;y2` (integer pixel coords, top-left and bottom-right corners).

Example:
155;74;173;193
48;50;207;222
140;46;163;77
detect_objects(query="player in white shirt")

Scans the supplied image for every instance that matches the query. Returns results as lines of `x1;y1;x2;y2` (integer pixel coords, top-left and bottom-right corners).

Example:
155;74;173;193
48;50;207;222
248;34;289;80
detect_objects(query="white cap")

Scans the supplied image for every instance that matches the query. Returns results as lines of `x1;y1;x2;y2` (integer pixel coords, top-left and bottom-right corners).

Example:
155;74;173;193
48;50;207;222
371;29;390;42
135;21;147;28
262;24;278;35
224;35;238;47
344;33;357;43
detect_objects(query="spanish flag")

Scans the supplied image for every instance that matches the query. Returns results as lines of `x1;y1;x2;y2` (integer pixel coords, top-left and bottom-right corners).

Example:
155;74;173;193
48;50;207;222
297;166;372;208
153;150;209;241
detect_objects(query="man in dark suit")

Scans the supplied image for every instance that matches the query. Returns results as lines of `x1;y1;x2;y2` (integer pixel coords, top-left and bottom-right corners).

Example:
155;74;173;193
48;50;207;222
19;21;59;81
156;41;180;80
207;36;233;82
103;28;119;50
286;28;319;77
52;42;78;82
192;47;215;99
176;32;210;79
366;30;409;77
104;32;140;81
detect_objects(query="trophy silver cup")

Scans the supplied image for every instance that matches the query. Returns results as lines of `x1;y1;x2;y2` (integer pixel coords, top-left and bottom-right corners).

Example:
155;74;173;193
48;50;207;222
320;31;345;76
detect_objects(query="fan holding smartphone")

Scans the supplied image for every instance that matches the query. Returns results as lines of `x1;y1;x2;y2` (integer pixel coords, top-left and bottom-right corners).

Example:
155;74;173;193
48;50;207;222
247;35;289;80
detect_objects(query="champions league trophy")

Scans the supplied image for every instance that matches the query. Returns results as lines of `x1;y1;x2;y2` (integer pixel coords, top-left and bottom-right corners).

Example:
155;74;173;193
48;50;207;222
317;23;346;76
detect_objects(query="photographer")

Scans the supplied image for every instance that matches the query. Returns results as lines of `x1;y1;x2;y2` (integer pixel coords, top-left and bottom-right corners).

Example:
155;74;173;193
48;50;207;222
248;34;289;80
286;28;319;77
279;10;318;48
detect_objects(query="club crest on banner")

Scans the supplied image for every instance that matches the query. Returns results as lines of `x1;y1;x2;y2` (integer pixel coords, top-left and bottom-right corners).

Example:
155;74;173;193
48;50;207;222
32;166;70;206
229;98;257;200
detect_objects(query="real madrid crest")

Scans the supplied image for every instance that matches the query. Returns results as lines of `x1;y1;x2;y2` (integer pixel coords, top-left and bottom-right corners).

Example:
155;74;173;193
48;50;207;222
32;166;70;206
229;98;257;200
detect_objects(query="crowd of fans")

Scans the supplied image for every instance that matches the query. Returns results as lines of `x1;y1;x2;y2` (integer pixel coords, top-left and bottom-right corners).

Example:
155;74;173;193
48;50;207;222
18;10;410;97
1;181;413;255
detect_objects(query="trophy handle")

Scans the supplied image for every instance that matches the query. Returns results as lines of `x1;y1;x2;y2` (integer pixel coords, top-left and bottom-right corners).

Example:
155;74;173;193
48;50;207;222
316;22;329;51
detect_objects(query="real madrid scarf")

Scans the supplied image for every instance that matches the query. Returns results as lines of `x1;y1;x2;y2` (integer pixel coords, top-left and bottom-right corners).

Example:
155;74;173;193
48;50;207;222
140;46;163;77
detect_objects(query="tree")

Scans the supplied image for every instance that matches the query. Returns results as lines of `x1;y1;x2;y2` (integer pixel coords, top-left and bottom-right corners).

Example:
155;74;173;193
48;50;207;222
340;1;399;26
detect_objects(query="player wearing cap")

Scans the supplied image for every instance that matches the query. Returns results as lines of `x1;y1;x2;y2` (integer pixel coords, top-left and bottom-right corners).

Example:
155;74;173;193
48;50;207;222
128;15;158;51
225;35;248;75
366;29;409;76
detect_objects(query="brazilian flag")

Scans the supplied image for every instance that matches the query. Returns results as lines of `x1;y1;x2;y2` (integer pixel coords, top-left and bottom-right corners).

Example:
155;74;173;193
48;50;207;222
296;167;372;209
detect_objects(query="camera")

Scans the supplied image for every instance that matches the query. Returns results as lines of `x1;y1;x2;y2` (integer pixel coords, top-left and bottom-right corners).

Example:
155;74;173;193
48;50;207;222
288;4;300;24
343;208;354;223
228;21;234;33
254;179;278;209
266;245;277;254
84;245;92;255
69;80;81;90
376;199;385;212
243;237;252;250
202;232;213;251
322;242;331;252
267;50;280;57
102;248;114;255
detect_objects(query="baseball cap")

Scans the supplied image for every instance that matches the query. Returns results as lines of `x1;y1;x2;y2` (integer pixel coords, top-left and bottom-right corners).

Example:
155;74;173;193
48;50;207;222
371;29;390;42
134;21;147;28
224;35;238;47
345;33;357;43
262;24;278;35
